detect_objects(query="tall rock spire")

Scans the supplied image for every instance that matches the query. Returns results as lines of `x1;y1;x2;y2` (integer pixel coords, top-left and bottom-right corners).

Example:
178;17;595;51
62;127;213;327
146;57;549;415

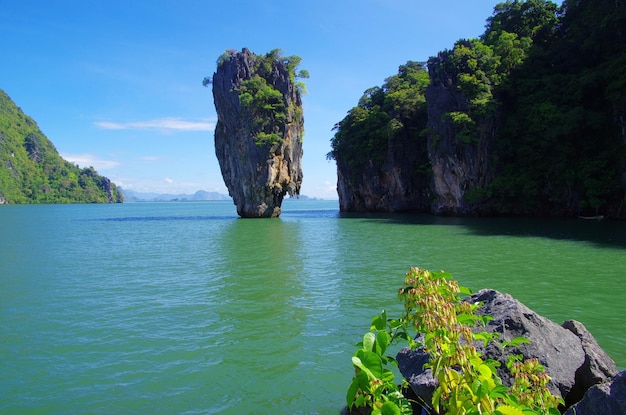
211;48;305;218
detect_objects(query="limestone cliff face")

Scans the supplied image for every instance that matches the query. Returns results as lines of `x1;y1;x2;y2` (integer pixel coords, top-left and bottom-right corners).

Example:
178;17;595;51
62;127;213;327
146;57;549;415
426;52;497;215
336;136;431;212
212;49;303;218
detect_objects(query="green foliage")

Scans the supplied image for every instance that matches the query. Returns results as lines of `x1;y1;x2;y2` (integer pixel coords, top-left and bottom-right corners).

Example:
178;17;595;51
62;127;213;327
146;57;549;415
346;267;563;415
217;48;307;147
347;314;412;414
0;89;123;204
483;0;560;43
446;111;477;144
238;74;287;146
216;49;236;67
330;0;625;216
329;62;430;186
490;0;626;215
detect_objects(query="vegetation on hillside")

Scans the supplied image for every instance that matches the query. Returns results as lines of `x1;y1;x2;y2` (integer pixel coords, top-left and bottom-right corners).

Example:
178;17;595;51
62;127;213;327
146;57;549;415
491;0;625;215
0;89;123;204
330;0;626;217
328;61;431;185
206;48;308;146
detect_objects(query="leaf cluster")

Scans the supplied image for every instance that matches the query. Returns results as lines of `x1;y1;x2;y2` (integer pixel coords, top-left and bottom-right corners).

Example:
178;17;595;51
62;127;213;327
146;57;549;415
347;309;413;415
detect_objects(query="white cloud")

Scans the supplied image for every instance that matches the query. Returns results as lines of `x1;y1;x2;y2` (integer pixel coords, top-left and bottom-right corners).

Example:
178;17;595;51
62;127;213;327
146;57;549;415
140;156;161;162
61;153;120;170
164;177;174;184
94;118;215;133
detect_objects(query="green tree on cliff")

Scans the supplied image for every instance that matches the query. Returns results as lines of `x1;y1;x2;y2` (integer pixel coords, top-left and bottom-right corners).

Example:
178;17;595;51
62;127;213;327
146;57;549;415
491;0;625;215
329;61;430;184
208;48;308;147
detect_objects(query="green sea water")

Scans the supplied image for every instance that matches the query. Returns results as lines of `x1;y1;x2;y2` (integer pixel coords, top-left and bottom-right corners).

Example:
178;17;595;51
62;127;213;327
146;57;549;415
1;200;625;414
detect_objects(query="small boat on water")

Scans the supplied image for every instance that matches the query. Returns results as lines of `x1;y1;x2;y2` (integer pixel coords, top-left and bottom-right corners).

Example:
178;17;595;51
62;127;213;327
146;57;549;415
578;215;605;220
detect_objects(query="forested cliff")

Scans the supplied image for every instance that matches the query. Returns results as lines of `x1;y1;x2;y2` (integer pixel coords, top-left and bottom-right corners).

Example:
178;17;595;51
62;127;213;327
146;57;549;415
0;89;123;204
329;0;626;217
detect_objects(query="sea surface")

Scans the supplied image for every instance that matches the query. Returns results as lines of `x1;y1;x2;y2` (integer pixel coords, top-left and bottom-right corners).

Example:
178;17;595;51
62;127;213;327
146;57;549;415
1;200;625;414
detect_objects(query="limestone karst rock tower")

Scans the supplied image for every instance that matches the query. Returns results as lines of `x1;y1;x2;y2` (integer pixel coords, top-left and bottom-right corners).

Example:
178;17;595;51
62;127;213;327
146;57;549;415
210;48;305;218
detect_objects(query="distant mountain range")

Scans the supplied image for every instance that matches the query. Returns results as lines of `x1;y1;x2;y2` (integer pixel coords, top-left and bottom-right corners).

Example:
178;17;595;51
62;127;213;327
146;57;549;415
120;188;322;202
120;188;231;202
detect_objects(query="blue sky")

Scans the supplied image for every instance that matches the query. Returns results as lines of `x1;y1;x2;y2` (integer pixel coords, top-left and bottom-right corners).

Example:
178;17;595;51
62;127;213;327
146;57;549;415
1;0;501;199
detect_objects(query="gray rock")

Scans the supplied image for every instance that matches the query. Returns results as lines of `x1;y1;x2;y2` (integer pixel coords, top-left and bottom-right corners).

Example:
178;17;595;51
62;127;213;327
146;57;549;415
396;336;436;409
564;370;626;415
425;49;496;215
397;289;588;408
470;289;585;404
562;319;619;403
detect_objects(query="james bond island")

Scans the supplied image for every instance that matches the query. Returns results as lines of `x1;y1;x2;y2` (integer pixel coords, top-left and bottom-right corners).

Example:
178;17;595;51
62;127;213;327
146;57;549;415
208;48;308;218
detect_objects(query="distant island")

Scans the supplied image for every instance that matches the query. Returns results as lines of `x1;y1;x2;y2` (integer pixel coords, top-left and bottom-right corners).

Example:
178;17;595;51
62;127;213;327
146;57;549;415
0;88;122;204
120;189;231;202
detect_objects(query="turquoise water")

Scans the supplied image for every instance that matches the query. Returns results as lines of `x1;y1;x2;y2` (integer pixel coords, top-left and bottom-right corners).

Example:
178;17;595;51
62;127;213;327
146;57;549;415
1;200;625;414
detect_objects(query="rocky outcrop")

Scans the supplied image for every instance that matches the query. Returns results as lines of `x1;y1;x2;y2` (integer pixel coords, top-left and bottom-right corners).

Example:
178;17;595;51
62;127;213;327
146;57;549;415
336;139;431;213
425;51;497;215
397;289;618;411
562;319;619;400
565;371;626;415
211;48;303;218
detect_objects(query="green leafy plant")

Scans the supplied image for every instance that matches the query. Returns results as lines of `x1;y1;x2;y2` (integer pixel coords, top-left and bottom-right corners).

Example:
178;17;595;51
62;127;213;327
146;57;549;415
346;267;563;415
347;309;412;415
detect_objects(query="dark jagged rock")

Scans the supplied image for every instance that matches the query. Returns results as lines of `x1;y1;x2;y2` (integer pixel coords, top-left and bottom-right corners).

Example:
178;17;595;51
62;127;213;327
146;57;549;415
336;163;431;213
562;319;619;402
395;334;437;409
331;61;432;213
211;48;304;218
397;289;617;411
336;146;431;213
425;51;496;216
564;371;626;415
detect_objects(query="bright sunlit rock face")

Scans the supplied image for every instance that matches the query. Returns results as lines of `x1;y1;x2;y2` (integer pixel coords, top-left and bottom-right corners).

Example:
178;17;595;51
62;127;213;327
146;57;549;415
211;48;304;218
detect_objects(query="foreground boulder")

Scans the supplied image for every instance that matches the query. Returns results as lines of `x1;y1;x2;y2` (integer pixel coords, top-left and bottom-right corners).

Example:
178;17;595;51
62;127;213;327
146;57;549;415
562;319;619;401
564;371;626;415
397;289;618;410
211;48;304;218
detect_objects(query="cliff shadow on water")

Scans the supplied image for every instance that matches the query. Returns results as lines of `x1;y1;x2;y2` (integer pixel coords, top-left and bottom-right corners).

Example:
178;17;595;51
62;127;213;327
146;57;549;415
348;212;626;250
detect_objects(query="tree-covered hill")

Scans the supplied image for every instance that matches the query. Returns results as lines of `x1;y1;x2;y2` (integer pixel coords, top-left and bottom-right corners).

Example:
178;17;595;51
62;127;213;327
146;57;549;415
0;89;123;204
330;0;626;217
